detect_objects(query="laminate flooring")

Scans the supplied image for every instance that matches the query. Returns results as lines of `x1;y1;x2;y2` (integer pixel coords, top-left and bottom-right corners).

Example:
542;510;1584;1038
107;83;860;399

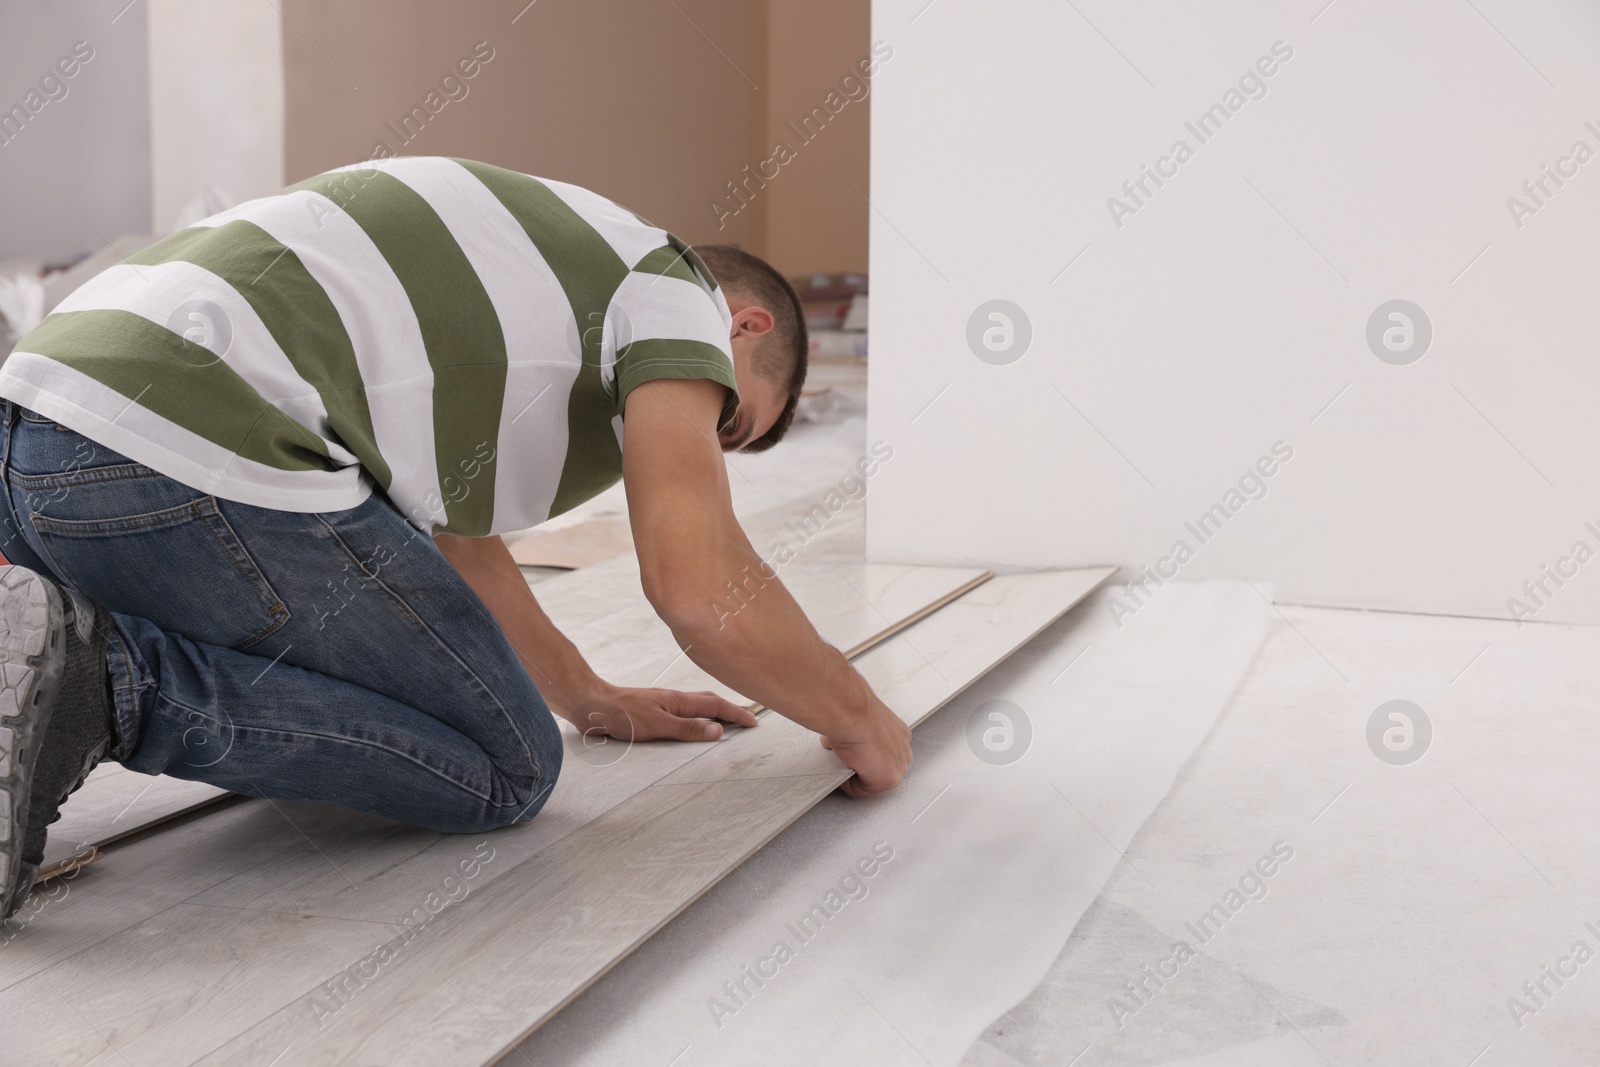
0;566;1111;1067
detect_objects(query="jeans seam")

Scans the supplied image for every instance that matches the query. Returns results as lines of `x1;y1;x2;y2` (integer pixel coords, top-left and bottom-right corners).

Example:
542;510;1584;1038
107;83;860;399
312;513;424;627
6;463;164;490
311;512;540;776
153;692;530;807
106;623;144;762
203;501;291;650
0;411;21;560
32;497;224;535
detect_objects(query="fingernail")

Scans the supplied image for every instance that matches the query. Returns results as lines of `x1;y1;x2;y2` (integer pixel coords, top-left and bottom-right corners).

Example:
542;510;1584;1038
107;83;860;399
705;723;722;740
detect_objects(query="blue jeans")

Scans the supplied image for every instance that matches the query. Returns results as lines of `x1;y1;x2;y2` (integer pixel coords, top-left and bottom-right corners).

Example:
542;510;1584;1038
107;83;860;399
0;400;562;833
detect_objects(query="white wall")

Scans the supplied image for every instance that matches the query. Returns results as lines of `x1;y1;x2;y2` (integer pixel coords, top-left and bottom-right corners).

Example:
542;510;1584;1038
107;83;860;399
0;0;151;262
867;0;1600;625
147;0;283;231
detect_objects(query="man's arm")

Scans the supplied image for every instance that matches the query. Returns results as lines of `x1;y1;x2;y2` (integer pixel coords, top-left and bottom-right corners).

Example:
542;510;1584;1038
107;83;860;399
621;377;912;796
434;532;758;741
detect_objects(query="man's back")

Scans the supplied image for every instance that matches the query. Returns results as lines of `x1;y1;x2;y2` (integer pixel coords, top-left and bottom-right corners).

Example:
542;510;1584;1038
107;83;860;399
0;157;740;535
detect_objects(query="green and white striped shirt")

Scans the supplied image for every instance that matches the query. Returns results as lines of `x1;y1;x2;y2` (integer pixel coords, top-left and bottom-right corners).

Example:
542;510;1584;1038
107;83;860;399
0;156;739;535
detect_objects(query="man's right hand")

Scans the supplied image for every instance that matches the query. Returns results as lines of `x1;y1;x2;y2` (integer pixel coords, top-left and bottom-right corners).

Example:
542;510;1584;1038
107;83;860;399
819;692;912;798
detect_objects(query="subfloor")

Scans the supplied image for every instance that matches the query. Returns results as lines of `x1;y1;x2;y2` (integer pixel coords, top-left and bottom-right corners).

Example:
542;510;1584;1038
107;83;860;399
964;601;1600;1067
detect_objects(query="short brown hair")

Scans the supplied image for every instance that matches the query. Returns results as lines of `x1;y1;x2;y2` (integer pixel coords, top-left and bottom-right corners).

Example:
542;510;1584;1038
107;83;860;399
693;244;808;452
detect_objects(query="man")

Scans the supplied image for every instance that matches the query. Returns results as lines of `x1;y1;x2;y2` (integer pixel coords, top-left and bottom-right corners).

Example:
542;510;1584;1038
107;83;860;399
0;156;911;921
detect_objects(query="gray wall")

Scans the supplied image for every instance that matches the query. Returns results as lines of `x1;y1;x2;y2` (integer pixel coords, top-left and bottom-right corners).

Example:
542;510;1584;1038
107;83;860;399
0;0;151;263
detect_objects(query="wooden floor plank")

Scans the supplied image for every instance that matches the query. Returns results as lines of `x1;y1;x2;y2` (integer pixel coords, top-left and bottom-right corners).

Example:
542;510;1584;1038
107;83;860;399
40;768;232;874
36;903;426;1067
505;515;633;569
543;559;992;704
188;775;844;1067
659;566;1115;785
1;797;303;993
0;971;114;1066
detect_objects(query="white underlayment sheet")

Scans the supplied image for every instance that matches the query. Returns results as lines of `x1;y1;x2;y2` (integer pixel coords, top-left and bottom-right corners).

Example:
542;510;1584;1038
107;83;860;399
515;579;1271;1066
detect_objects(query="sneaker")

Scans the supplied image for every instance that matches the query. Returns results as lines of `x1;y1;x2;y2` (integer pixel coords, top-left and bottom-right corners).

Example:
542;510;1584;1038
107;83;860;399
0;566;114;922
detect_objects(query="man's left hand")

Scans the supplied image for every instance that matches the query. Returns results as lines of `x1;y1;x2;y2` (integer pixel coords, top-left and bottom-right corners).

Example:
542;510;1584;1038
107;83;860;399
565;684;758;743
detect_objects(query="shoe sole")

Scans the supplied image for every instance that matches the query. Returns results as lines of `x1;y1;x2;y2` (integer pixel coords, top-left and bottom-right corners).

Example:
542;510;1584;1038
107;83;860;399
0;566;66;922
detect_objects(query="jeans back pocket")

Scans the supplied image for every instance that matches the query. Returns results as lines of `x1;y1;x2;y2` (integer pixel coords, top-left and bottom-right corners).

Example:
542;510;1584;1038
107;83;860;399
32;497;290;652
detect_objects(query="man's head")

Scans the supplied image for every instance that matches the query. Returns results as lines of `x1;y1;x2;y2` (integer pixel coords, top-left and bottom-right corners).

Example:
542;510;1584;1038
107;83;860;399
693;244;808;453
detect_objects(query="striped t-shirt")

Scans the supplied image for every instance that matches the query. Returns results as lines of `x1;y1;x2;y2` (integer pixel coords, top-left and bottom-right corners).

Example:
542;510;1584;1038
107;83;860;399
0;156;740;536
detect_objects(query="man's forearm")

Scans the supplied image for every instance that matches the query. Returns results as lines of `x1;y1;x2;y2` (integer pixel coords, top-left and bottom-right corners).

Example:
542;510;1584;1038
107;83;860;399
659;545;875;738
441;532;866;738
617;376;911;793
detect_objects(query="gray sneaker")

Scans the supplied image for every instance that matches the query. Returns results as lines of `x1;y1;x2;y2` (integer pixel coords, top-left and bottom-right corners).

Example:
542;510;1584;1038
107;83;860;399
0;566;114;922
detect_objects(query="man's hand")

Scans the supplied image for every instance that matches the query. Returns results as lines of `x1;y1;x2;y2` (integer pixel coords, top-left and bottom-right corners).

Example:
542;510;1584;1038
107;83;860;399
568;684;758;743
820;692;912;798
435;532;755;746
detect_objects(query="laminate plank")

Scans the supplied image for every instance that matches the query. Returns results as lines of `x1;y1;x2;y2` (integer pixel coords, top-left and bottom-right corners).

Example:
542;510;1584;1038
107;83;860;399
658;566;1116;785
734;481;868;564
187;775;843;1067
0;971;113;1066
0;796;301;993
186;567;1112;1066
505;515;633;569
33;903;426;1067
40;770;231;874
543;559;992;705
867;566;1117;732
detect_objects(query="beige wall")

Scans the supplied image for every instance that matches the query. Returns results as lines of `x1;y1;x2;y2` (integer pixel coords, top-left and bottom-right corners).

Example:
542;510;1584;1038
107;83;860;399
282;0;866;274
283;0;767;253
762;0;871;276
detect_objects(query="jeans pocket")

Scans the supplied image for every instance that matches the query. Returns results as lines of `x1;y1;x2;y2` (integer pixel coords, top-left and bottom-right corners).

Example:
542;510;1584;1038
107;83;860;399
32;497;290;652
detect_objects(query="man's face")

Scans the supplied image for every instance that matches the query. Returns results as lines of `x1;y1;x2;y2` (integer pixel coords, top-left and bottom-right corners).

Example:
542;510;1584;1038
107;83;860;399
718;347;787;452
718;301;788;453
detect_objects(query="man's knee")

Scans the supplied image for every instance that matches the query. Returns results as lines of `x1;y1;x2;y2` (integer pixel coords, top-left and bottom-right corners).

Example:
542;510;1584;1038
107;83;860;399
476;712;563;832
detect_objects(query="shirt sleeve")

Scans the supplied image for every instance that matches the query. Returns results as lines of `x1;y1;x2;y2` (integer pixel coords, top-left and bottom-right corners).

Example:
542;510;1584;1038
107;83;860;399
606;242;740;431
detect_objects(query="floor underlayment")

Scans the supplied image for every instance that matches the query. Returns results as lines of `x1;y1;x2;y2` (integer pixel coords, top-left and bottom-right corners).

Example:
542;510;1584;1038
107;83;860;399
513;579;1271;1065
961;605;1600;1067
513;597;1600;1067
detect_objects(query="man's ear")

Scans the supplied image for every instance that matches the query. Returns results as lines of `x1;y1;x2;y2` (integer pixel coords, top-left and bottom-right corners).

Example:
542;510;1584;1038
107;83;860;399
731;304;775;340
